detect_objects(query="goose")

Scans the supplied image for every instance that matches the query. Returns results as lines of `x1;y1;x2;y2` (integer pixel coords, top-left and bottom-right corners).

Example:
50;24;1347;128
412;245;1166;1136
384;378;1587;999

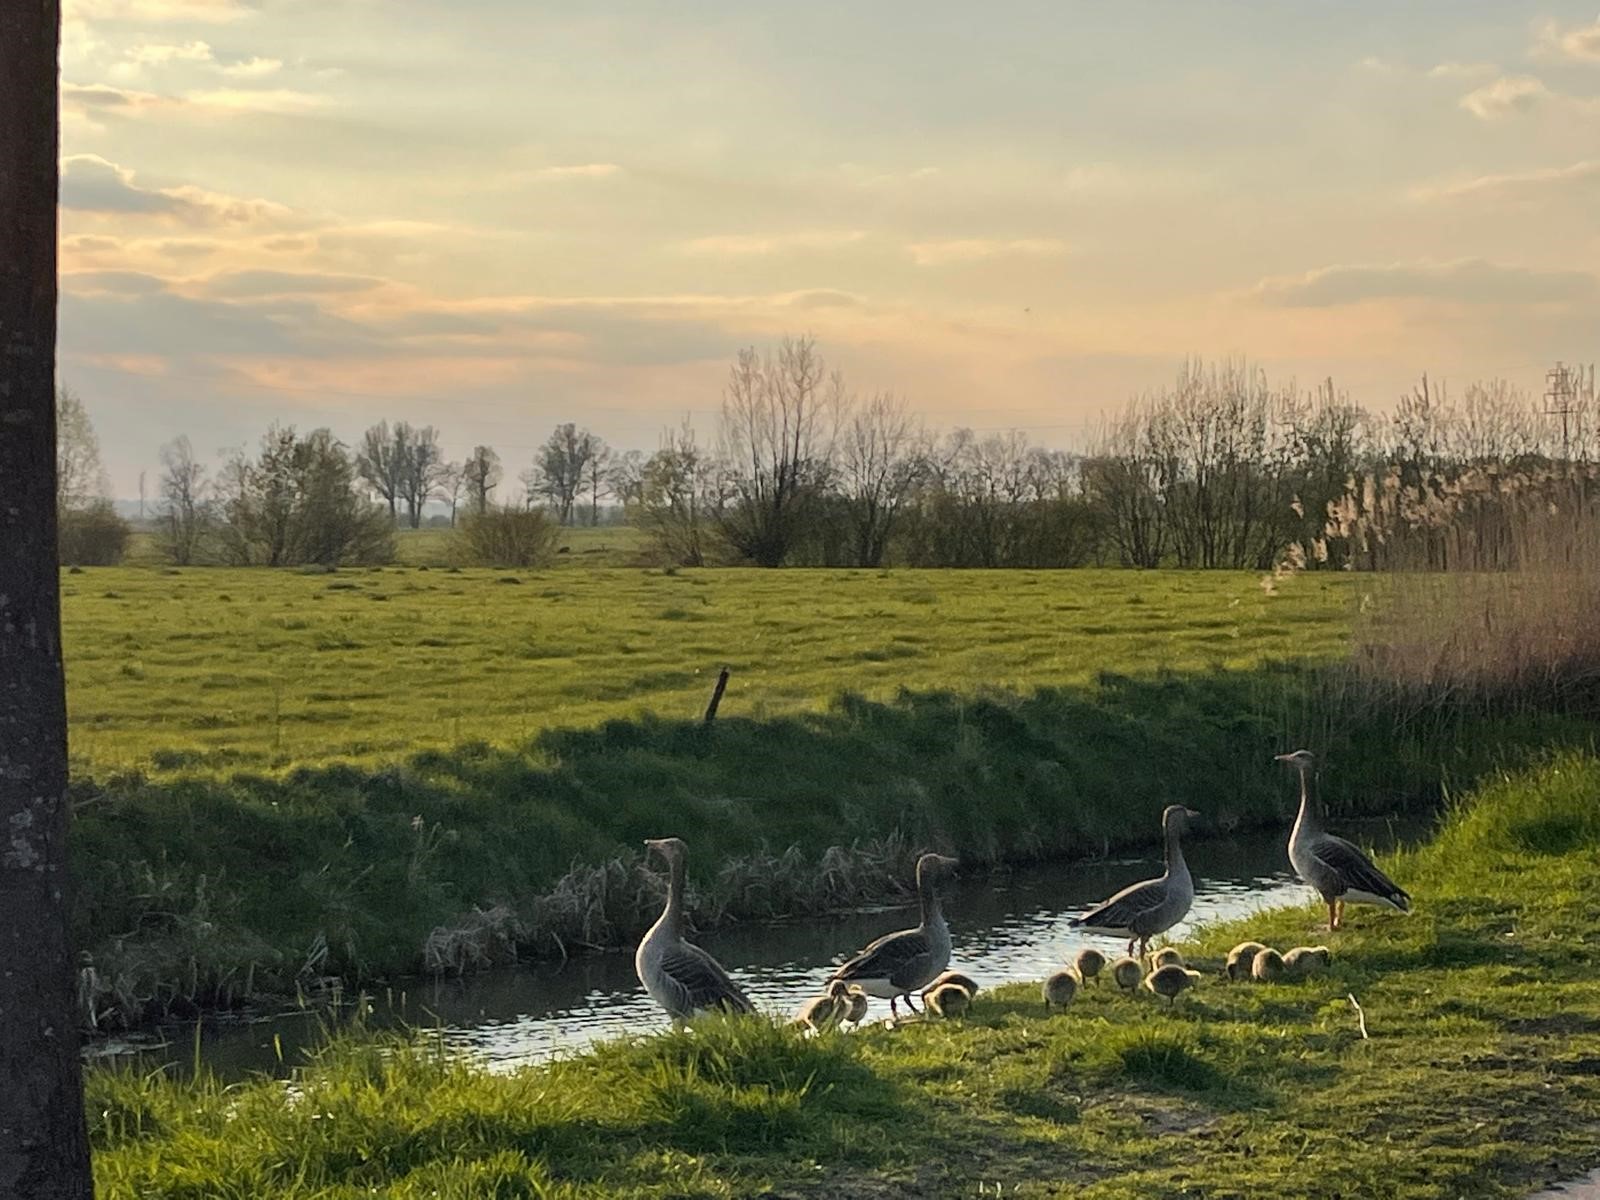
828;852;958;1019
1074;947;1106;985
1251;947;1286;982
1111;955;1143;991
1150;947;1185;970
922;970;980;1003
1043;968;1079;1010
926;982;971;1018
1283;946;1331;977
1277;750;1411;930
1225;941;1268;981
635;837;756;1021
1069;806;1200;958
1144;964;1201;1003
791;980;851;1031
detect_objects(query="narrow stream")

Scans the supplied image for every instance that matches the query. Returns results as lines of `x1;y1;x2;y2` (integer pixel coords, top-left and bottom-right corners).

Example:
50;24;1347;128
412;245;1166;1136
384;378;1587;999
91;820;1424;1080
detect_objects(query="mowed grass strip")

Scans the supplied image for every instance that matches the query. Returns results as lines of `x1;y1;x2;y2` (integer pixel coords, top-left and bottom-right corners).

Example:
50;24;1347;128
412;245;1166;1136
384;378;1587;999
63;566;1354;777
87;754;1600;1199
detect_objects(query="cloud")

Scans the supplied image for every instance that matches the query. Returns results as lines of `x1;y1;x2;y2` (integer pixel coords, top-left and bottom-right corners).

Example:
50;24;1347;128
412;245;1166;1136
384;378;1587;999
783;289;861;309
1535;17;1600;63
62;81;174;114
1426;60;1498;80
204;269;384;297
68;0;254;20
679;230;866;256
1412;160;1600;205
532;163;623;179
60;154;296;227
62;270;170;295
1459;75;1551;119
1252;258;1600;308
110;40;213;78
219;56;281;78
905;238;1068;266
62;80;325;120
183;87;327;114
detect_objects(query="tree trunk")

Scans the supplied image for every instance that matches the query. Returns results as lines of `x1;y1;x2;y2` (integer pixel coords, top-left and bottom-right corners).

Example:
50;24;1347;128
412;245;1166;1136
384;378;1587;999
0;3;94;1197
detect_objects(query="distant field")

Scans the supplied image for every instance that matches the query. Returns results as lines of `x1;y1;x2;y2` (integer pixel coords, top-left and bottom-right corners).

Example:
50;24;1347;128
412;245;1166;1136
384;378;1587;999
61;566;1355;778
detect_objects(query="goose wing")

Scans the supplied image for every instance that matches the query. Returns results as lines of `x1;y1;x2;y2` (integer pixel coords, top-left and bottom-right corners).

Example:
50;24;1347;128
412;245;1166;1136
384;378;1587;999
658;940;755;1015
1069;875;1167;933
1310;834;1411;909
829;926;934;991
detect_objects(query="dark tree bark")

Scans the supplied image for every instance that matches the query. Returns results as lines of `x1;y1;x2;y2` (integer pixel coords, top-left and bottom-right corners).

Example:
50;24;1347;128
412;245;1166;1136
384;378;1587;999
0;2;94;1197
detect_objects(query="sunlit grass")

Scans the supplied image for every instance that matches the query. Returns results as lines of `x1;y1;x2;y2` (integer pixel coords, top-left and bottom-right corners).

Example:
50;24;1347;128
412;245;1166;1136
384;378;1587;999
88;755;1600;1198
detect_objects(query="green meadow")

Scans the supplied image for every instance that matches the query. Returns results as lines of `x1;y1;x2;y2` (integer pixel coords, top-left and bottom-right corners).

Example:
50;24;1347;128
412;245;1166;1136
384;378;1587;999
88;754;1600;1199
62;565;1353;779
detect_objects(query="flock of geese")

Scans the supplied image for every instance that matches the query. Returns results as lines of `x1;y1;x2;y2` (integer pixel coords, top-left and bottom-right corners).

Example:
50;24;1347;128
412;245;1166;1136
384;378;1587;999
634;749;1413;1026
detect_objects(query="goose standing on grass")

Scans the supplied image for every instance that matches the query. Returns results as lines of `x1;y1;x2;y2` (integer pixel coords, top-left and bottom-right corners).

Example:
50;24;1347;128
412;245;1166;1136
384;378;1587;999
636;837;755;1021
828;853;959;1019
1276;750;1411;931
1068;806;1200;959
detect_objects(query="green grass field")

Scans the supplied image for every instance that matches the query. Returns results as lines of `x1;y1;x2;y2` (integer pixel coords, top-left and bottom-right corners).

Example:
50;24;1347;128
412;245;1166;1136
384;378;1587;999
87;754;1600;1198
63;566;1353;778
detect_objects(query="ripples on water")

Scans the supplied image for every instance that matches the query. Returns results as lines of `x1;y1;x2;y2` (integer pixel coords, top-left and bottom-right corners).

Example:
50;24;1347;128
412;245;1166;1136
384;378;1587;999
96;822;1421;1079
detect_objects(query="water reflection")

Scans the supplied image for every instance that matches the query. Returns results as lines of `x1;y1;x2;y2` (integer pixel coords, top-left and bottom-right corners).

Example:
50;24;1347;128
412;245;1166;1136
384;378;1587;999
98;820;1423;1079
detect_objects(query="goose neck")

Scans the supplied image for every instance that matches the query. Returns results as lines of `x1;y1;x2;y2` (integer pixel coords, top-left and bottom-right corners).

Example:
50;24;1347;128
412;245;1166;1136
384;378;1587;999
660;854;687;937
1294;768;1322;835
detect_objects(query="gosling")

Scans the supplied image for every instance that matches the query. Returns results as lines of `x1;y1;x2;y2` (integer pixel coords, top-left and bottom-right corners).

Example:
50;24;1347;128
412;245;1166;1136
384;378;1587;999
922;971;980;1003
1111;955;1143;991
1251;947;1286;982
1074;947;1106;985
792;980;851;1031
1150;947;1185;970
1283;946;1331;978
1042;968;1080;1011
840;985;870;1027
1226;941;1268;981
1144;964;1202;1004
926;982;971;1018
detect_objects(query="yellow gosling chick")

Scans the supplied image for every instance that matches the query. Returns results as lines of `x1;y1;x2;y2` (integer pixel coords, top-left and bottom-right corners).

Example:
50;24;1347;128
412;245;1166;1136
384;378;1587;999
841;985;869;1027
1150;947;1185;970
1251;947;1286;982
1225;941;1268;980
926;982;971;1018
1042;969;1080;1011
1111;955;1143;991
922;971;979;1004
1143;964;1202;1004
1074;947;1106;985
791;980;850;1031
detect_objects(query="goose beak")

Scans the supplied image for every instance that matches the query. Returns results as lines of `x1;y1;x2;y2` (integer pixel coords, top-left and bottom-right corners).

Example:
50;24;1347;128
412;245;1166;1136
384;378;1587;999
1184;808;1200;820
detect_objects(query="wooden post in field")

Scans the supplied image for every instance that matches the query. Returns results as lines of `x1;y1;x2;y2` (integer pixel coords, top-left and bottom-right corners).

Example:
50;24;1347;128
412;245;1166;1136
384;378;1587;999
703;667;731;725
0;2;95;1196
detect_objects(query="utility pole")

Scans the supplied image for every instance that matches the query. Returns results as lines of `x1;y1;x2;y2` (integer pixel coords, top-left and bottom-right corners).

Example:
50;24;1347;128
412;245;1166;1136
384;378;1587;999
1546;362;1577;462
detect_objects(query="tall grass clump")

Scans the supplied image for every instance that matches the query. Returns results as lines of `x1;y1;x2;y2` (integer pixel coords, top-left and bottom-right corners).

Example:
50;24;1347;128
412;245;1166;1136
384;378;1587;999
1303;465;1600;719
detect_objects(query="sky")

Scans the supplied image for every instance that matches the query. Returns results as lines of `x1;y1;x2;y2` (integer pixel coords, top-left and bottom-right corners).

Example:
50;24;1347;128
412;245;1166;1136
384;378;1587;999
57;0;1600;496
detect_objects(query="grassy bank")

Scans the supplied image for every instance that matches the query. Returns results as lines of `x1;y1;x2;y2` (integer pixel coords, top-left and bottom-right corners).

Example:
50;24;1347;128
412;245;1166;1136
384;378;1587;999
89;754;1600;1198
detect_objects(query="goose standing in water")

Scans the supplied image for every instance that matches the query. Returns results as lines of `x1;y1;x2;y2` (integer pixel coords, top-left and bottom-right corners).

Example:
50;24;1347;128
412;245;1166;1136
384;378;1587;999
828;852;959;1019
1068;806;1200;959
635;837;755;1021
1276;750;1411;930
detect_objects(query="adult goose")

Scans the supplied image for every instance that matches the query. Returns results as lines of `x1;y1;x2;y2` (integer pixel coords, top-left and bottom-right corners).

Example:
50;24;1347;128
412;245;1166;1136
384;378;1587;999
1276;750;1411;930
828;852;958;1019
635;837;755;1021
1068;805;1199;959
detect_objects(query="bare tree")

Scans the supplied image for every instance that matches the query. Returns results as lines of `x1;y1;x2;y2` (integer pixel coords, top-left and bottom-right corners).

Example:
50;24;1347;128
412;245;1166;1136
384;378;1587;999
356;420;405;522
584;436;613;525
397;423;447;529
439;461;464;526
54;386;105;512
0;1;95;1193
158;435;211;565
532;423;598;524
608;448;646;510
717;335;841;566
461;445;502;515
837;392;925;566
638;420;723;566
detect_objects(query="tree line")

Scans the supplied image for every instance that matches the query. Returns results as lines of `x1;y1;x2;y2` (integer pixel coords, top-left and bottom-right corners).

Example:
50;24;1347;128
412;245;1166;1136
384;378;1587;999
58;341;1597;571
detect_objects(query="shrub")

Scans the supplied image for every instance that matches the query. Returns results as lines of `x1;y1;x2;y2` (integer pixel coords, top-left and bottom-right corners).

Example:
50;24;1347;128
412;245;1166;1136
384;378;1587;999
59;501;131;566
453;507;559;568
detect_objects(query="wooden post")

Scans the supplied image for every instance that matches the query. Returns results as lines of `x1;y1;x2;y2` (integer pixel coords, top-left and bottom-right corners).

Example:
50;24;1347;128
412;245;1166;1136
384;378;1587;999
0;2;94;1196
703;667;731;725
